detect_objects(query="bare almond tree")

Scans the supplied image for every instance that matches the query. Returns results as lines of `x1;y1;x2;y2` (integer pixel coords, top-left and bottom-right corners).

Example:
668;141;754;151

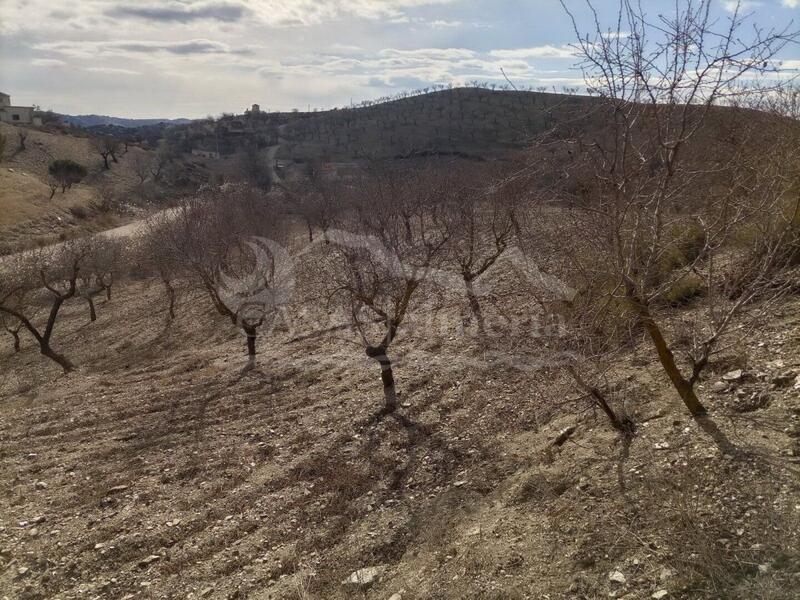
541;0;800;417
0;240;98;372
78;237;125;322
1;313;23;353
323;168;449;412
444;165;520;335
143;185;289;371
92;136;120;170
285;161;339;243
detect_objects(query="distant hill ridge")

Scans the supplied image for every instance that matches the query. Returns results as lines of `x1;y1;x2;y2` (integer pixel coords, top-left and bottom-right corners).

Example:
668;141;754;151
59;114;193;129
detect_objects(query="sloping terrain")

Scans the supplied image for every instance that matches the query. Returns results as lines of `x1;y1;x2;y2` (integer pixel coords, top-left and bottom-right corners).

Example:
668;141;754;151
0;123;154;252
1;245;798;599
171;89;602;165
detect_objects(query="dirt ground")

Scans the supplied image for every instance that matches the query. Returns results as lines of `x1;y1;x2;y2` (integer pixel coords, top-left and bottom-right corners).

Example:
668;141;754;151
1;248;799;599
0;123;152;251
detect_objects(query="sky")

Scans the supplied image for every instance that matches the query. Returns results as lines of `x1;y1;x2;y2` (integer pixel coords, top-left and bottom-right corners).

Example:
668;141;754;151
0;0;798;118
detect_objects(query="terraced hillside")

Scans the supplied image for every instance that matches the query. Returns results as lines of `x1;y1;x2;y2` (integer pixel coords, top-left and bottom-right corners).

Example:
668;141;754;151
170;89;602;164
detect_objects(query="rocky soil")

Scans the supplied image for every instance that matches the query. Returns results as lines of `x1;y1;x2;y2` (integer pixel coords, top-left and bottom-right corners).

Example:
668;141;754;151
1;253;799;599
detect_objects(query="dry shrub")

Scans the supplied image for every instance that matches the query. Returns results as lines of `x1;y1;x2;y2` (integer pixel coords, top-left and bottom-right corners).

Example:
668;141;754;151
624;464;800;599
663;273;705;306
68;204;90;219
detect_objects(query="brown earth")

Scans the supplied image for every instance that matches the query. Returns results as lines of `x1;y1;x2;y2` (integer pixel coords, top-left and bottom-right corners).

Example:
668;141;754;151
0;245;799;599
0;123;154;252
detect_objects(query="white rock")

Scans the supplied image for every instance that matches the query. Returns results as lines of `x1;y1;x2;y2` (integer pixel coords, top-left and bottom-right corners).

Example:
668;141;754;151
722;370;743;382
608;570;626;584
342;565;387;587
652;591;669;599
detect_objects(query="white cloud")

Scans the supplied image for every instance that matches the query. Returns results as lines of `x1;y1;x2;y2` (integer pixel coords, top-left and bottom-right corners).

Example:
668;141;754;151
489;45;576;59
32;39;247;59
722;1;763;12
31;58;67;67
782;0;798;7
85;66;142;76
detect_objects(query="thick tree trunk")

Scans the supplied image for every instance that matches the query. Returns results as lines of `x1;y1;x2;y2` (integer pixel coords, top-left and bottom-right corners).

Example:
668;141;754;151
40;343;74;373
632;298;708;416
464;278;487;337
10;330;20;352
87;297;97;322
366;345;398;412
163;278;176;320
244;326;257;371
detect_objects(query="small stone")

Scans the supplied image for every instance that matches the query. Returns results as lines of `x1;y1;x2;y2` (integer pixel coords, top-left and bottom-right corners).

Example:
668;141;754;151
711;382;728;393
388;593;404;600
342;565;387;588
107;485;129;495
35;481;48;490
609;570;626;584
28;528;39;537
652;591;669;599
200;587;214;597
757;564;770;574
722;370;743;382
553;426;577;447
453;480;467;488
138;555;161;567
17;566;29;577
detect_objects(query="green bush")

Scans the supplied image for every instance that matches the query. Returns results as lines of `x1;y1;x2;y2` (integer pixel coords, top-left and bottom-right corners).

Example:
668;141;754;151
48;159;88;192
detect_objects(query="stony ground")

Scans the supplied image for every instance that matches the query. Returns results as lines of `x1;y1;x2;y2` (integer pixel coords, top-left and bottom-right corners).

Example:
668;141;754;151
1;251;799;599
0;122;153;252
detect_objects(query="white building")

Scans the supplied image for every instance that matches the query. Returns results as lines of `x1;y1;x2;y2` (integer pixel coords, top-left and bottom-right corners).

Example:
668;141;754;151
0;92;40;125
191;148;220;159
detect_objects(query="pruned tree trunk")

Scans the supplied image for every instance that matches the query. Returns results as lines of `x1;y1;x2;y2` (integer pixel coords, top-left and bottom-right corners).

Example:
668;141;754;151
464;278;487;337
87;296;97;322
244;326;257;371
41;344;74;372
162;277;176;320
566;365;632;433
630;297;708;417
366;345;398;412
9;329;20;352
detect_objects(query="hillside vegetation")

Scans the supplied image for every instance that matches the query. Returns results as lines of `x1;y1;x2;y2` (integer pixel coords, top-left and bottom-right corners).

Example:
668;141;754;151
168;88;601;164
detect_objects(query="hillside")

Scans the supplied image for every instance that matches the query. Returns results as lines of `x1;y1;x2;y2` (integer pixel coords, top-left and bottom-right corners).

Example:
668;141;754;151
0;236;798;599
169;88;602;165
0;122;204;253
59;115;193;129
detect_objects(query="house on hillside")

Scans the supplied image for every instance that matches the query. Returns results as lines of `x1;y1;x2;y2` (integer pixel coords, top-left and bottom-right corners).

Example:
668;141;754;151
191;148;220;159
0;92;41;125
